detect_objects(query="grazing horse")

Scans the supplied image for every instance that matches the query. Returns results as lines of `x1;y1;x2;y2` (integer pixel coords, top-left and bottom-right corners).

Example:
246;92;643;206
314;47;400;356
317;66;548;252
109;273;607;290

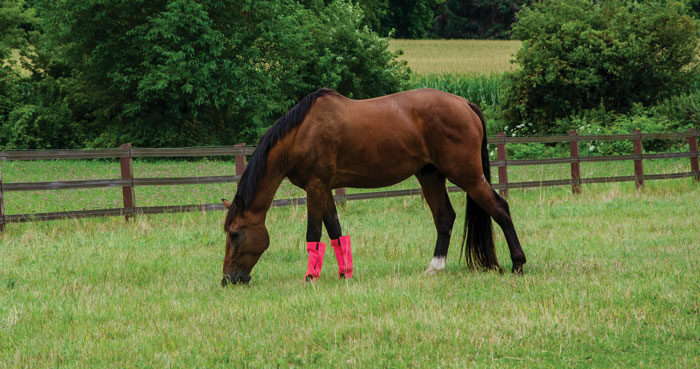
221;88;526;285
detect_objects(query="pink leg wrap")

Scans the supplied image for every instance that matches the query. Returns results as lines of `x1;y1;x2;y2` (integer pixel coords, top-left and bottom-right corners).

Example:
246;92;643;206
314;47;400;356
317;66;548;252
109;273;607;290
305;242;326;281
331;235;353;278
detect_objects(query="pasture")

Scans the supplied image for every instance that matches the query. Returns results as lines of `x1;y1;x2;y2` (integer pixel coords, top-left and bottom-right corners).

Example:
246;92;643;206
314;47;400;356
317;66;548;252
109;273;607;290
1;158;699;368
2;38;698;368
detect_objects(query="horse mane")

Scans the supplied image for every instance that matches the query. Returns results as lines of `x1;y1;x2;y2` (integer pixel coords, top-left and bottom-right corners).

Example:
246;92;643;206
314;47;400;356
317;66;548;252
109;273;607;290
224;88;336;229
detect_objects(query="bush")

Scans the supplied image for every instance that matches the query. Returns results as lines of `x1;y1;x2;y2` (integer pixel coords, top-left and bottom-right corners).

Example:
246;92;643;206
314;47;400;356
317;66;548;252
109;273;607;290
501;0;699;134
652;88;700;132
557;104;694;156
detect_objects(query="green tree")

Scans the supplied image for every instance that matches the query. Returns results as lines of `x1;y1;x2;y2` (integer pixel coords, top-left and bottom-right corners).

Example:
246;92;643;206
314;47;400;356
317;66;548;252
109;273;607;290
0;0;33;128
502;0;699;133
9;0;408;148
433;0;530;39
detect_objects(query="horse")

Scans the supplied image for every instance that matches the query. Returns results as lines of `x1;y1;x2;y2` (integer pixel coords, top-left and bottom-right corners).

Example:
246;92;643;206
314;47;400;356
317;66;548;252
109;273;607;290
220;88;526;285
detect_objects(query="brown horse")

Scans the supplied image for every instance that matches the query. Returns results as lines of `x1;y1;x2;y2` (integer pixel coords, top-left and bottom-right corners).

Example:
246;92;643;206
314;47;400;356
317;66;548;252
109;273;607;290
221;88;526;285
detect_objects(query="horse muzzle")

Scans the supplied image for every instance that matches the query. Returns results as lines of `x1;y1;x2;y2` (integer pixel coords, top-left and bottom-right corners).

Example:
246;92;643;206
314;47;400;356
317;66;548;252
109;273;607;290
221;273;251;286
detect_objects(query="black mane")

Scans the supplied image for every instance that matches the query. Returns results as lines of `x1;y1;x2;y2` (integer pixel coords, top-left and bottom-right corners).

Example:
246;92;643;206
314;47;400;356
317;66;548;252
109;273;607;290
224;88;336;228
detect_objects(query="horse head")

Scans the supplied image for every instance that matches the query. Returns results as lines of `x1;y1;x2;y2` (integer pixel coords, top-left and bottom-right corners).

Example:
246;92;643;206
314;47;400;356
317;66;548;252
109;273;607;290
220;195;269;286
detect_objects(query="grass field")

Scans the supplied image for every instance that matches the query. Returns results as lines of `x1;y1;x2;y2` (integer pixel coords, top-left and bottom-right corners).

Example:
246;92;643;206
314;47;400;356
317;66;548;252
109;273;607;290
2;39;699;368
389;39;521;75
1;160;699;368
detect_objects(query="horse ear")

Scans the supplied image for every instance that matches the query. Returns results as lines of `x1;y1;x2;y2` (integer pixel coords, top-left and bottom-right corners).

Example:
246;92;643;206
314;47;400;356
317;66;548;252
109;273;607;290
221;198;232;209
234;194;244;210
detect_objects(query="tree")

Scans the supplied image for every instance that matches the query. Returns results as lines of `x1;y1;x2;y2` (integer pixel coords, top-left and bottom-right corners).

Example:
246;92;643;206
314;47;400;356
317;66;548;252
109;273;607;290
0;0;34;128
433;0;530;39
7;0;408;148
501;0;699;133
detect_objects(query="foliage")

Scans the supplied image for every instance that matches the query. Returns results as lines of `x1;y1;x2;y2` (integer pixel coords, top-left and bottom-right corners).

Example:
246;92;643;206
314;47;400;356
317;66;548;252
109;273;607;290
563;104;694;156
347;0;529;39
0;0;34;135
501;0;700;134
2;0;409;149
433;0;530;39
2;78;82;149
382;0;443;38
651;87;700;132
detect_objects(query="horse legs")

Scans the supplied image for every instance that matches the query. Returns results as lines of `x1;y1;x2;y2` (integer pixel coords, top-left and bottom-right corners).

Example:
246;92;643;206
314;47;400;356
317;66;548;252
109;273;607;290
452;175;526;273
416;165;456;275
304;183;329;281
322;191;342;239
323;191;353;278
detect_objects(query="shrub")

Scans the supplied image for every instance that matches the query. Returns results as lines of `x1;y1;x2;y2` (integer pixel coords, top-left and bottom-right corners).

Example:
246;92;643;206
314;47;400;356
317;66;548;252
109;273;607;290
651;89;700;132
561;104;693;156
501;0;699;134
1;77;85;149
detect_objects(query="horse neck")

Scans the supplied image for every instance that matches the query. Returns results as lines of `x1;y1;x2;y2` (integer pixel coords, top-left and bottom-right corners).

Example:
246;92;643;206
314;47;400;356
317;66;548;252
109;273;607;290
244;151;286;223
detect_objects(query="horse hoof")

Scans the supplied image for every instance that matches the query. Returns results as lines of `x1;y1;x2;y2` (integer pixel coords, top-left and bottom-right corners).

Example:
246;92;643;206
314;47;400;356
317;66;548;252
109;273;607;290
512;264;524;275
423;268;442;275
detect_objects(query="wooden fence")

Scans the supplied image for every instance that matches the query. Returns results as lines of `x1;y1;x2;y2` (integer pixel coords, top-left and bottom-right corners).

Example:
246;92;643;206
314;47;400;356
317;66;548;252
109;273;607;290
0;129;698;231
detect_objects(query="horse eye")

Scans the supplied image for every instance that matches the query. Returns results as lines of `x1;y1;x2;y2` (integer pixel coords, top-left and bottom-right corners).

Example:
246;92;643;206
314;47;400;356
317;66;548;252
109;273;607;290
229;231;240;240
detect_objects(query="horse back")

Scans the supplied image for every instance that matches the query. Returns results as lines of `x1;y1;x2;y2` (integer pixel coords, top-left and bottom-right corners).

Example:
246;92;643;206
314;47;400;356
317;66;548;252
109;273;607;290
284;88;484;188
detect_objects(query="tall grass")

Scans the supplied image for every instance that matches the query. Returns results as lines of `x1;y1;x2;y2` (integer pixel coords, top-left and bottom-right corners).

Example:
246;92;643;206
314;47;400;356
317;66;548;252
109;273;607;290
409;73;503;107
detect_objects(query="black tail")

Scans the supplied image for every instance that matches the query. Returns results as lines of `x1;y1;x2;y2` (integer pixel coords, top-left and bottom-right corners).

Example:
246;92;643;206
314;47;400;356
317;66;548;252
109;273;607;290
461;102;500;270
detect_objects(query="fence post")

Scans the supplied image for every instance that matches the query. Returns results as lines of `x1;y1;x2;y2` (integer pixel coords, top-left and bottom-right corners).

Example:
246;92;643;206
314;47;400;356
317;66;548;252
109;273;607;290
119;143;135;221
688;128;699;181
0;159;5;232
569;130;582;194
234;143;246;177
335;187;347;206
496;132;509;198
633;129;644;189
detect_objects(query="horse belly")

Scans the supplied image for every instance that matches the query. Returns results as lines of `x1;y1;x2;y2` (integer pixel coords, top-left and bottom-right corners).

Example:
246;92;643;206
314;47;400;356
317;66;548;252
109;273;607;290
333;138;427;188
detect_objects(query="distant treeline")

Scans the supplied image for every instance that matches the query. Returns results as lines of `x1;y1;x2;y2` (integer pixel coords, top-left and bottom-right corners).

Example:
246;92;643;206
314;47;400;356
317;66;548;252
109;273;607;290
307;0;531;39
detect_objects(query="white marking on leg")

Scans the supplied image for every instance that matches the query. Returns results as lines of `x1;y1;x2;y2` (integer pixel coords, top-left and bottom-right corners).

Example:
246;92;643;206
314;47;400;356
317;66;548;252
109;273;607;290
424;256;446;275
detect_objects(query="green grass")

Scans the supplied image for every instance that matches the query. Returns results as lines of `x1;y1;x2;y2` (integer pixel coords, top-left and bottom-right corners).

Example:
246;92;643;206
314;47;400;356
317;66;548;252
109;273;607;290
1;160;699;368
390;39;521;75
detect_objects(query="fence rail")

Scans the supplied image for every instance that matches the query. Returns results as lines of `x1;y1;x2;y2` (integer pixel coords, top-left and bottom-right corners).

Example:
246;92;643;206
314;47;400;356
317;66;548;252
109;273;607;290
0;129;698;231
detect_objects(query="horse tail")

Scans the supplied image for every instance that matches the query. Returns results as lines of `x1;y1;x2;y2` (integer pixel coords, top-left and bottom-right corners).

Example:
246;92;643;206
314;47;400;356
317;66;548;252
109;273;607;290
460;102;500;270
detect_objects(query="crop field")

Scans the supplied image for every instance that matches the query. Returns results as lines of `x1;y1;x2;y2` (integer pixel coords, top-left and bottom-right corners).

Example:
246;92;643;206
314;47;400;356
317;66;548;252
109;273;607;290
1;159;699;368
389;39;521;75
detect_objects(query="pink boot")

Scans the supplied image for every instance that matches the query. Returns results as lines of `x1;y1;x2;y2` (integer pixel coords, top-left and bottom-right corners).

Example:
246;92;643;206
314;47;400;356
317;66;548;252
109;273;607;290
305;242;326;282
331;235;353;278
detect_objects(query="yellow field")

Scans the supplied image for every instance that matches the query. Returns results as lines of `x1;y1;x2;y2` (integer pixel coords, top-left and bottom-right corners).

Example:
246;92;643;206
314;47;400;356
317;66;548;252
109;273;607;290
4;49;32;77
389;39;521;75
